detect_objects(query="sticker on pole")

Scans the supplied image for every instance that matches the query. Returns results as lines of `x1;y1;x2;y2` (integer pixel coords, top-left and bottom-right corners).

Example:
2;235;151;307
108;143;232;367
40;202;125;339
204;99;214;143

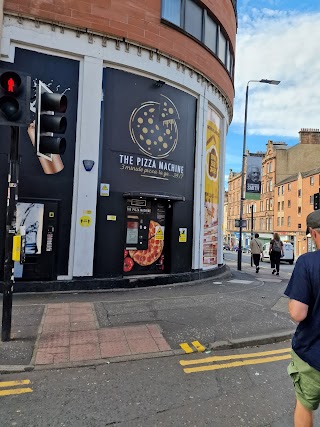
155;226;164;241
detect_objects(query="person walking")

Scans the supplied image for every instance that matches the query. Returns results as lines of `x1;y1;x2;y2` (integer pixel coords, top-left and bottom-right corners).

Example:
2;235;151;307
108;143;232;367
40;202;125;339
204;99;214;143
250;233;263;273
285;210;320;427
269;232;283;275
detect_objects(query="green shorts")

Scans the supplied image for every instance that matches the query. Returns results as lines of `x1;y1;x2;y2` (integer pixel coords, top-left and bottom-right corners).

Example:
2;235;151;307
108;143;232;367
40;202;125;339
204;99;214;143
287;350;320;411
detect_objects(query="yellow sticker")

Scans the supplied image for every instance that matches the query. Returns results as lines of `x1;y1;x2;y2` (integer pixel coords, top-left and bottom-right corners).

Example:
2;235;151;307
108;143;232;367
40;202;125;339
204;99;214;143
49;212;55;218
80;215;92;227
155;226;164;241
83;210;92;215
179;228;187;243
107;215;117;221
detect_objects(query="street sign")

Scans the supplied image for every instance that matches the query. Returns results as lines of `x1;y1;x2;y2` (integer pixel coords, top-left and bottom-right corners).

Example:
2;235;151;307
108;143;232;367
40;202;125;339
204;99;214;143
235;219;247;228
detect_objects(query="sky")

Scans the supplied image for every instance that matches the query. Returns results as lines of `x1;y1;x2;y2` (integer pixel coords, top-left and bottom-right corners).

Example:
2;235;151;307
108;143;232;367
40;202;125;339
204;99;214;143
225;0;320;187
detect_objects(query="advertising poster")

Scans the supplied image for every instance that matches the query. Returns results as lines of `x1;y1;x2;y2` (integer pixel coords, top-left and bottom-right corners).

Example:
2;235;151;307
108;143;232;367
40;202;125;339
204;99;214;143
245;155;262;200
0;48;79;276
203;107;220;268
16;203;44;254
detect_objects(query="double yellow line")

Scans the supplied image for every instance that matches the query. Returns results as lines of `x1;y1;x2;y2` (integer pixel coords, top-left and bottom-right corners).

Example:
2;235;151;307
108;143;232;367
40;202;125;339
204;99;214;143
180;347;292;374
0;379;33;397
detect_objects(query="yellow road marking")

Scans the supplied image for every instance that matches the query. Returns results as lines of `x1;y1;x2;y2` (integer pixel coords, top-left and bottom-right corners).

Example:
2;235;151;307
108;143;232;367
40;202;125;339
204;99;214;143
192;341;206;352
180;343;194;353
0;380;31;388
180;347;291;366
183;354;291;373
0;388;33;397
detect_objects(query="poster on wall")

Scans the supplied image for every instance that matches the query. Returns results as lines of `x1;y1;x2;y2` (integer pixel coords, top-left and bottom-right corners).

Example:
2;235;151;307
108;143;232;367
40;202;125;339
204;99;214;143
245;155;262;200
203;107;221;268
0;48;79;277
16;203;44;254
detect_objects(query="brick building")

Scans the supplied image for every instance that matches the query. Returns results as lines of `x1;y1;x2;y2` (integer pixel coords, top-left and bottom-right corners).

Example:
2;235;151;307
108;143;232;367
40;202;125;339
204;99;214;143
0;1;237;288
225;129;320;255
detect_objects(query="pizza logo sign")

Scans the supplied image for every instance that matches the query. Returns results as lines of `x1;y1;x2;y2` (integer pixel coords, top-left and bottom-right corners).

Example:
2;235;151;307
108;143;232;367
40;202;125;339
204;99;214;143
206;146;218;182
129;95;179;159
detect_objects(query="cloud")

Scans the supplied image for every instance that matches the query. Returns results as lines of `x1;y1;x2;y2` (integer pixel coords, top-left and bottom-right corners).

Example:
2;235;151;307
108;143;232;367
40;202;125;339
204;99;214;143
233;7;320;138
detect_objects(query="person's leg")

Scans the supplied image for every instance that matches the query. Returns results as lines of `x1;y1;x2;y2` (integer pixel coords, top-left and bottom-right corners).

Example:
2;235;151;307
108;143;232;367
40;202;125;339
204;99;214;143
276;253;280;274
270;253;276;273
294;400;313;427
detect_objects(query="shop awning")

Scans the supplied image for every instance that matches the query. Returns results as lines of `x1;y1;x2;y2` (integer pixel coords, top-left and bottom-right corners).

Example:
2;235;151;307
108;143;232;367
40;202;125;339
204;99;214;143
123;192;185;201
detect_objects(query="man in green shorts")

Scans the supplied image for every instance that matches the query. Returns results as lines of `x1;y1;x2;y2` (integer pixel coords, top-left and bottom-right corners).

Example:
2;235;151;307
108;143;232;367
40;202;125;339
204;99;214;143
285;210;320;426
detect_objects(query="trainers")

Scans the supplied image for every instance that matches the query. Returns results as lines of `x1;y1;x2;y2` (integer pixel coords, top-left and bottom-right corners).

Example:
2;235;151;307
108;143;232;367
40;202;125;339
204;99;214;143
276;272;279;276
272;269;276;274
256;267;260;273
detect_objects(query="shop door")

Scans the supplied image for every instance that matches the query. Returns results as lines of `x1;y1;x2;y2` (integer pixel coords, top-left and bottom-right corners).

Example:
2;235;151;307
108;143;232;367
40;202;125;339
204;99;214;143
123;199;170;275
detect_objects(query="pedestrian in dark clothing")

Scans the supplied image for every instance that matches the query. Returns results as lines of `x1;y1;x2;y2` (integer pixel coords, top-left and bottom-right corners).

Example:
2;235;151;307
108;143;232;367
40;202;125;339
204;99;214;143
250;233;263;273
269;232;283;275
285;210;320;426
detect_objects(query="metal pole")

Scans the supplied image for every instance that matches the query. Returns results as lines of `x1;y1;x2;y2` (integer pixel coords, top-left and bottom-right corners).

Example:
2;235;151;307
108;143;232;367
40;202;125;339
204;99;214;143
250;204;254;267
237;83;249;271
2;126;19;342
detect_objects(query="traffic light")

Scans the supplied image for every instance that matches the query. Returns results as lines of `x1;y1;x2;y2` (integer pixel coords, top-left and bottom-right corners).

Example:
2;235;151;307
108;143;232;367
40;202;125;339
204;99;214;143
0;70;31;126
35;80;67;161
314;192;320;210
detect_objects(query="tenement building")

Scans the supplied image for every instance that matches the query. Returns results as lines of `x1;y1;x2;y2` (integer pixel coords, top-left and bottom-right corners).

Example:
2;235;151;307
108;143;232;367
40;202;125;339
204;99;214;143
226;129;320;256
0;1;237;288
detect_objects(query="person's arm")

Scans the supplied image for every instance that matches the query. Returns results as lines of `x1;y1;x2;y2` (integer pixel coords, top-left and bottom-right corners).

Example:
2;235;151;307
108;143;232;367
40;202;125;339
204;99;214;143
288;299;309;322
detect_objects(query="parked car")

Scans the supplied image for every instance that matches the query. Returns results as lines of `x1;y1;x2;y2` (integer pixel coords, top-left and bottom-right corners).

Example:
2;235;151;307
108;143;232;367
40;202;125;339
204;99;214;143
223;244;230;250
261;242;294;264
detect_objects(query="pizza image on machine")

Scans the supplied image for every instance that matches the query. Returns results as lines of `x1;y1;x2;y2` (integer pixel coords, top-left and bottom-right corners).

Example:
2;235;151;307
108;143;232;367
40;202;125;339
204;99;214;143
129;94;179;159
129;220;164;266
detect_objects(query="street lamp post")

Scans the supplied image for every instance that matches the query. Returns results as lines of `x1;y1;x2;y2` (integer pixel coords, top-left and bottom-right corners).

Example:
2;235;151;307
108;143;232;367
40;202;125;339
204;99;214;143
237;79;280;271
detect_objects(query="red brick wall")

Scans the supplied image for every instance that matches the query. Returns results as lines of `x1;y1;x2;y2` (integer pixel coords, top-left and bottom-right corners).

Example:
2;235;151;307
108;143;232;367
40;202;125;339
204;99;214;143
4;0;236;105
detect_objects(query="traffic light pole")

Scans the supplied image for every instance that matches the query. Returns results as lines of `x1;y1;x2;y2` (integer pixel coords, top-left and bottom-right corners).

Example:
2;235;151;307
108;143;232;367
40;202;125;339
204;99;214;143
2;126;20;342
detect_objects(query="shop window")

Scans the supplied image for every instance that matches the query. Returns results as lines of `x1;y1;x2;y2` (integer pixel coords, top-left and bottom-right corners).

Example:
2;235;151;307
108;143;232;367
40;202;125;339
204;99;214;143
310;176;314;185
162;0;181;26
288;200;291;208
185;0;203;40
205;14;217;54
288;216;291;226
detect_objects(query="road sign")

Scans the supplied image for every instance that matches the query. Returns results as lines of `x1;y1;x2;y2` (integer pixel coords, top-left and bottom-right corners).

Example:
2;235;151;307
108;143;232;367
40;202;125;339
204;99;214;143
235;219;247;228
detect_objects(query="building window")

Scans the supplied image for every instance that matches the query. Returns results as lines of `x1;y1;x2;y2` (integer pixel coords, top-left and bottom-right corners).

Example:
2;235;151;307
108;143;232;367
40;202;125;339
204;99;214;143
162;0;181;26
270;180;273;192
310;176;314;185
260;218;264;230
281;217;284;226
205;14;217;54
266;199;269;210
281;186;284;195
278;187;280;196
288;183;291;191
288;200;291;208
260;201;264;211
298;223;301;229
270;199;273;210
298;206;301;214
185;0;203;40
266;181;269;192
281;201;284;210
310;195;314;205
277;217;280;226
161;0;234;77
288;216;291;226
270;162;273;173
298;189;302;197
278;202;280;210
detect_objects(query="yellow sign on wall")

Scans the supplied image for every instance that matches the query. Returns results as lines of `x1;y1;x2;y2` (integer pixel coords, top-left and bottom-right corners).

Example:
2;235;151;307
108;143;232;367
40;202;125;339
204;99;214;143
80;215;92;228
12;235;22;261
179;228;187;243
155;226;164;241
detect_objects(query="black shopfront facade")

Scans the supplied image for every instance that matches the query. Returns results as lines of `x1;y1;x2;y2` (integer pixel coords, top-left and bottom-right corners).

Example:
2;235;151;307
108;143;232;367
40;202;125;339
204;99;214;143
94;69;197;279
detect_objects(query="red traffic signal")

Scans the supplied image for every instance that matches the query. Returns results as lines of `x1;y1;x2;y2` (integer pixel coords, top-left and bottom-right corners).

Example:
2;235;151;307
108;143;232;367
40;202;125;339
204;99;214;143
0;70;30;126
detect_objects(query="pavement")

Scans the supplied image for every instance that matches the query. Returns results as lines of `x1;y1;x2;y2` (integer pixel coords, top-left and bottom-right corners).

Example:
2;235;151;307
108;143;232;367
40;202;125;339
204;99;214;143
0;259;295;373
